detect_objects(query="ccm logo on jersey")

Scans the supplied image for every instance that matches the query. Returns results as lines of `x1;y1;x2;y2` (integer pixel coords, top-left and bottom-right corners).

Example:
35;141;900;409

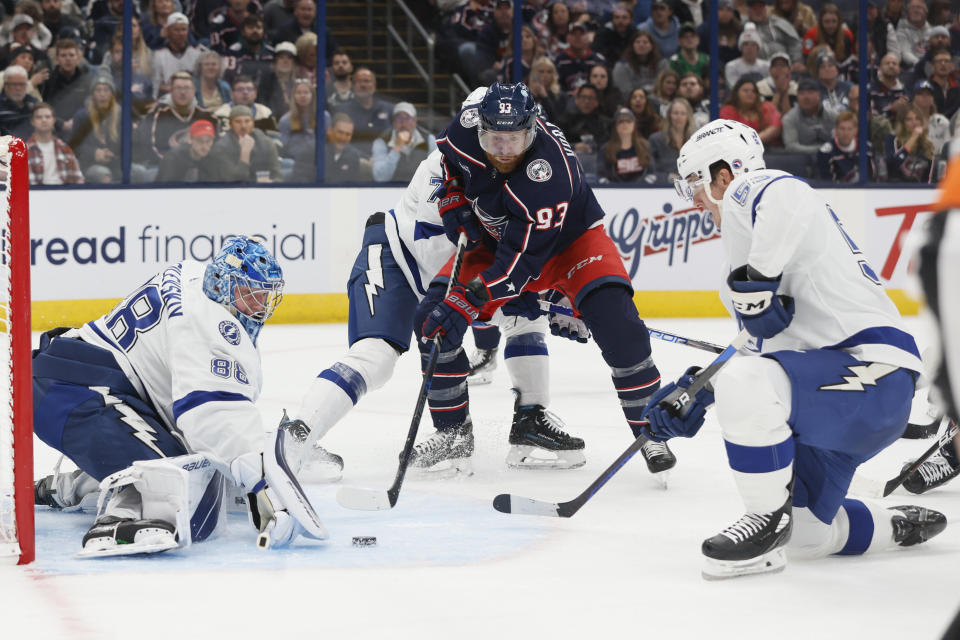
567;255;603;279
219;320;242;345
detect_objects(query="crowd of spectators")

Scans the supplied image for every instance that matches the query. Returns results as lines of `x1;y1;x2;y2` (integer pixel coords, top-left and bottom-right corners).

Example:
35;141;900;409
431;0;960;184
0;0;958;185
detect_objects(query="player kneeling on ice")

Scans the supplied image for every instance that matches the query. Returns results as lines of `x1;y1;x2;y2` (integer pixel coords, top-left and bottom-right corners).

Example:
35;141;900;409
640;120;946;580
32;237;327;556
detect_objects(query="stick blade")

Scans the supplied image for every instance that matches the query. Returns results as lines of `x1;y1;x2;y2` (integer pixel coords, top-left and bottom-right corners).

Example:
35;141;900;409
336;486;394;511
492;493;562;517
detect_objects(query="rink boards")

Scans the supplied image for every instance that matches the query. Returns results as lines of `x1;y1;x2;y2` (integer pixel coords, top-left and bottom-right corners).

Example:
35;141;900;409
28;186;936;329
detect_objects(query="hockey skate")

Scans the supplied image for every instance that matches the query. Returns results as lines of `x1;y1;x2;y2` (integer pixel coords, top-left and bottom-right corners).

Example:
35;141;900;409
701;499;792;580
638;436;676;488
408;420;474;477
467;347;499;385
506;401;585;469
278;410;344;483
890;505;947;546
78;516;179;558
901;454;960;495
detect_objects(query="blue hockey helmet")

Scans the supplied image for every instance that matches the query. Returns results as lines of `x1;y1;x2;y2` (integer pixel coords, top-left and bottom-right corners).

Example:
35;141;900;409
203;236;284;344
477;82;538;157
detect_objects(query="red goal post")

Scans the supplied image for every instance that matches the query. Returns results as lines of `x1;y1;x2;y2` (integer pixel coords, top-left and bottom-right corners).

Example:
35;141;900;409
0;136;33;565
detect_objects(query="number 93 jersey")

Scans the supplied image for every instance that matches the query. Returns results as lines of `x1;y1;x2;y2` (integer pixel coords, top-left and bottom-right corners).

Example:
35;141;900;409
718;170;923;374
79;260;265;463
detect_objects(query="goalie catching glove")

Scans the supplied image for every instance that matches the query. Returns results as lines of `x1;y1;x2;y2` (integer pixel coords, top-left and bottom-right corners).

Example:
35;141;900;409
641;366;715;441
233;428;328;549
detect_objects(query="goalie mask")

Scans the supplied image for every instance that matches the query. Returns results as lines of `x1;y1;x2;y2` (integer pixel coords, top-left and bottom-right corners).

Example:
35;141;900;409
674;120;765;208
203;236;284;344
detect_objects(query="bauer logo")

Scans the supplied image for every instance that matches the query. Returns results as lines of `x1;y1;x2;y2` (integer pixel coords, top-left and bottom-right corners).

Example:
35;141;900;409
607;203;721;279
219;321;242;345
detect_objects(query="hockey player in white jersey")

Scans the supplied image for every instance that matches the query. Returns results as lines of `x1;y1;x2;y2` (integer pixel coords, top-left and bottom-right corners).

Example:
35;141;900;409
285;91;589;476
33;237;327;555
641;120;946;579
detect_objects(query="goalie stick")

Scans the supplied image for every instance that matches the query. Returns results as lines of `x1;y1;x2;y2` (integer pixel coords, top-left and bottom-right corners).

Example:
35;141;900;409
493;329;751;518
336;233;470;511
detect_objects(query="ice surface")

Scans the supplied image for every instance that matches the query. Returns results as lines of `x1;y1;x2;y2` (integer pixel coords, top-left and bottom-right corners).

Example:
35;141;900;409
7;318;960;639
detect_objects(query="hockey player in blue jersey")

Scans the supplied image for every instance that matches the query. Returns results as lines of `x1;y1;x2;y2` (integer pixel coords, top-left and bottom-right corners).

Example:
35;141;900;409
281;89;592;476
33;238;328;555
411;82;676;478
641;120;946;579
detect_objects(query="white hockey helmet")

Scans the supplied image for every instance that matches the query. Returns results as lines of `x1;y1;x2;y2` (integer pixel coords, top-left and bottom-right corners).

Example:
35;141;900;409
674;119;765;202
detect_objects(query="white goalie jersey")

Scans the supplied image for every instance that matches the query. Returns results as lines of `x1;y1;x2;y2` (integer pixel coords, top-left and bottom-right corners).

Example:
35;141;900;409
718;169;923;374
382;149;455;299
79;260;266;467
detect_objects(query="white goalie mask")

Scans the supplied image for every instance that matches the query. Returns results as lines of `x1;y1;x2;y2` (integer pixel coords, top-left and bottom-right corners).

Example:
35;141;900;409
674;120;766;206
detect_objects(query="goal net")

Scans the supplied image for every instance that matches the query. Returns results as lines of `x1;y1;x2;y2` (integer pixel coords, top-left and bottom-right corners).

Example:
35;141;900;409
0;137;33;565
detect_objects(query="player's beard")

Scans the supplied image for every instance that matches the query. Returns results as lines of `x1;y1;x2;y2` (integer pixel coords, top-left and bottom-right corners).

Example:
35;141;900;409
486;153;523;174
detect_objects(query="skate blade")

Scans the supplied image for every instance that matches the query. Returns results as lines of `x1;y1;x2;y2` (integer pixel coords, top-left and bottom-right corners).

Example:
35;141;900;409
299;459;344;484
652;470;670;489
77;536;179;559
410;457;474;479
468;372;494;385
701;548;787;580
506;445;586;470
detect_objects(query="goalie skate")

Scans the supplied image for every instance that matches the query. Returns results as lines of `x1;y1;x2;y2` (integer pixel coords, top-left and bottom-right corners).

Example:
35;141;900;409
408;421;474;477
639;436;676;488
701;499;792;580
77;516;178;558
468;347;498;385
506;402;585;470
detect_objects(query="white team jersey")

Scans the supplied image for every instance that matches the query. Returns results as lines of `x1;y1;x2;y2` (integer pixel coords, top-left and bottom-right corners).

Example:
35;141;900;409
382;149;456;299
79;261;265;466
719;169;923;373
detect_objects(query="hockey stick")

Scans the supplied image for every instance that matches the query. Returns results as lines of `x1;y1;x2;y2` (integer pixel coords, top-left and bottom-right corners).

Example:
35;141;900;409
336;233;471;511
538;300;726;355
882;419;959;497
493;329;751;517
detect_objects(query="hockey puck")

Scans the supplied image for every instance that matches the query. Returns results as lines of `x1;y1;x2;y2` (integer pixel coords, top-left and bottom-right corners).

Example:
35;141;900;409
352;536;377;547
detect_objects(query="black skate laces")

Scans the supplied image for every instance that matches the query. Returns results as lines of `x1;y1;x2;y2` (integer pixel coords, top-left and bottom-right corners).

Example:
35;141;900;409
720;512;781;544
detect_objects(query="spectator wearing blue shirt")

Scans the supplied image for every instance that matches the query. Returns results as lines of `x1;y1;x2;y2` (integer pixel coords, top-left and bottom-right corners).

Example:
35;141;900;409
637;0;680;58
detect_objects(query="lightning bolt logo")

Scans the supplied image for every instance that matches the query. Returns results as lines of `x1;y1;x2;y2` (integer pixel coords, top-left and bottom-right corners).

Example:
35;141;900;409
818;363;898;392
364;244;385;316
90;386;165;457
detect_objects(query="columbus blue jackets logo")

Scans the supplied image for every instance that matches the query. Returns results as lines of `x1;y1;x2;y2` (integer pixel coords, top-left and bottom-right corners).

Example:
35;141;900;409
460;108;480;128
219;321;242;345
526;158;552;182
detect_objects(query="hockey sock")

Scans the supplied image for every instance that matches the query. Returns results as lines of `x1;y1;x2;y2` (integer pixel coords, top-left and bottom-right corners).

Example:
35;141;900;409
578;285;659;435
472;324;501;351
834;498;897;555
723;435;795;513
504;332;549;407
297;338;399;442
423;346;471;430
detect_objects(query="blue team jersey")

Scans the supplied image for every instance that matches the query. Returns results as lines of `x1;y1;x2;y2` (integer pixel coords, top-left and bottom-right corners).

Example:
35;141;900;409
436;108;606;301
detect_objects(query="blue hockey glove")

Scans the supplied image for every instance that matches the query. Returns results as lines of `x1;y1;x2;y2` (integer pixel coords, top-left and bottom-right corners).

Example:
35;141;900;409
437;185;482;245
641;367;715;441
500;292;543;320
421;280;488;347
727;265;795;339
